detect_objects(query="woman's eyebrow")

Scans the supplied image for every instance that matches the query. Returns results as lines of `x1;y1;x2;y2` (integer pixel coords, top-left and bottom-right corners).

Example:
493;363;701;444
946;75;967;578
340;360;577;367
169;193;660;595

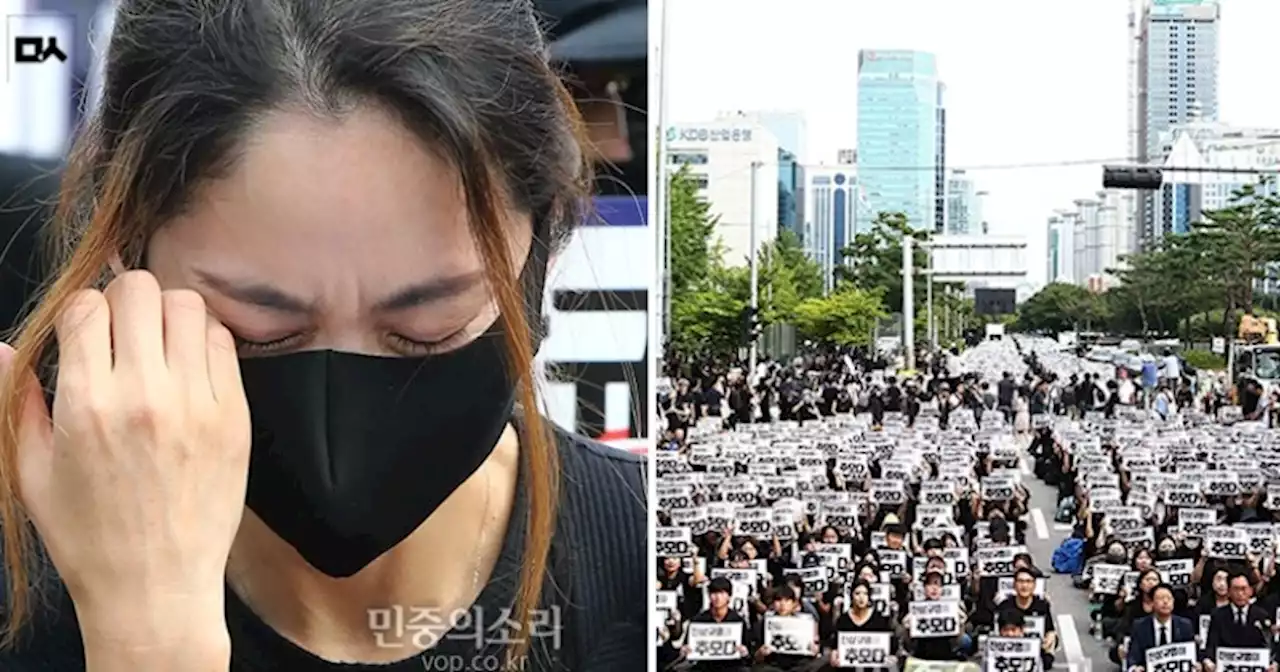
192;268;486;312
194;269;313;313
374;270;486;311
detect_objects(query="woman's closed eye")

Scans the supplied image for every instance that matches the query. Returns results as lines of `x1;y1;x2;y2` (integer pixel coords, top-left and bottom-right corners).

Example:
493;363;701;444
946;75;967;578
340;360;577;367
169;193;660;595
233;327;470;357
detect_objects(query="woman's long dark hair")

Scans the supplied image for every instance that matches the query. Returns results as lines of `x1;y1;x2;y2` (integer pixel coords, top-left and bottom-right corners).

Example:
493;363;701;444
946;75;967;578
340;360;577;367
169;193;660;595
0;1;591;666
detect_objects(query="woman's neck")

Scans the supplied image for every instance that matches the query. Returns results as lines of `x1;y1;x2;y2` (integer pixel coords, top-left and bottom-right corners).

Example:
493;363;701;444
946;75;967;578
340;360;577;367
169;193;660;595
225;424;520;663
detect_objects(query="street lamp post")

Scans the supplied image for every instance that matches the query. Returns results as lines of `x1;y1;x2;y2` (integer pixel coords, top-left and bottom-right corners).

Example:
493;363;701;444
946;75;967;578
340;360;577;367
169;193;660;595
749;160;761;376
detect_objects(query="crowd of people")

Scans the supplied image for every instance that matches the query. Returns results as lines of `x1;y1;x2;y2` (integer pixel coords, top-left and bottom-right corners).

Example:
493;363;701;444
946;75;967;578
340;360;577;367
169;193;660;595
655;335;1280;672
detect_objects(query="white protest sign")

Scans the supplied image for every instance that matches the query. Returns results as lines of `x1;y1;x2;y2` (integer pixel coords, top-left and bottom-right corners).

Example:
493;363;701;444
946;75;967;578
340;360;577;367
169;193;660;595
763;614;816;656
1147;642;1196;672
655;527;693;557
836;632;892;668
686;622;744;661
1215;648;1269;672
985;636;1042;672
908;600;962;638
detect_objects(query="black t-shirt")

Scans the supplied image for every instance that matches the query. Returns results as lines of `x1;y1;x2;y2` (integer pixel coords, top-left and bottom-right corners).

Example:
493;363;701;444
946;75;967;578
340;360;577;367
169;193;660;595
703;387;723;417
0;427;646;671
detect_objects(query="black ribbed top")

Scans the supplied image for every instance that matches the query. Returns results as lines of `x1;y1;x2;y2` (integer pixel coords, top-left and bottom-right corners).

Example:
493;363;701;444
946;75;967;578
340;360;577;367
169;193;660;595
0;425;648;671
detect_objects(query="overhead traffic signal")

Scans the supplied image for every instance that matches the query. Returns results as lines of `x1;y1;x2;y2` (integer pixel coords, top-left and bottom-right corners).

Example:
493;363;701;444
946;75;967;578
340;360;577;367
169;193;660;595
1103;165;1164;190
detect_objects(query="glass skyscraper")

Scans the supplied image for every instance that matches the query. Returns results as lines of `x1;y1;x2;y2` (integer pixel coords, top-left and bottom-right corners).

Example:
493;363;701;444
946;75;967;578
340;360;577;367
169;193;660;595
1137;0;1220;242
777;148;800;235
856;50;941;231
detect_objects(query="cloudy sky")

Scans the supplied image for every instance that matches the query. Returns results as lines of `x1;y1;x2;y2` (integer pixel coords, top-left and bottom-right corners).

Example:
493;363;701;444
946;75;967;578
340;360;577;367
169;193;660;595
658;0;1280;286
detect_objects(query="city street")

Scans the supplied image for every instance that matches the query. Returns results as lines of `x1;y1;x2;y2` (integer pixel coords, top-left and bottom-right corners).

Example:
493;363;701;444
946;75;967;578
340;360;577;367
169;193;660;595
1020;453;1103;672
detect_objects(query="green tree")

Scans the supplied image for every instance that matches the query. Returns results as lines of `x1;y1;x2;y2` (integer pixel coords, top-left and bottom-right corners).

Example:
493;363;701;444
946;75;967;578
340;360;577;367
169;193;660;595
1189;181;1280;336
1017;282;1099;333
758;228;825;323
792;287;887;347
835;211;962;316
667;166;720;298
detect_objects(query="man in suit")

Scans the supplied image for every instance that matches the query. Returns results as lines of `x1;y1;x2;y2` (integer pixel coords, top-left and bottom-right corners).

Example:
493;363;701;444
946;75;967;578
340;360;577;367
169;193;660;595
1127;583;1196;672
1203;571;1279;672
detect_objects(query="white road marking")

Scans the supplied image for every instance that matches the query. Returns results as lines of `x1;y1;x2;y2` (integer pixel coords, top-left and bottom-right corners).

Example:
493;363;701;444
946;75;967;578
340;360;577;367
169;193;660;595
1054;523;1075;532
1056;613;1085;669
1031;507;1049;540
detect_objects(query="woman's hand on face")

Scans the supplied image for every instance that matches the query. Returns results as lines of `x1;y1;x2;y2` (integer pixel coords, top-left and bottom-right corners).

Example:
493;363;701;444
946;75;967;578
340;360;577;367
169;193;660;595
6;271;251;638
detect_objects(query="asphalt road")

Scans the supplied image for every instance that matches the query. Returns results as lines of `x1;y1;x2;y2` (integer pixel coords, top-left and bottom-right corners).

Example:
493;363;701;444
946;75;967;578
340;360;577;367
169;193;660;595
1018;449;1109;672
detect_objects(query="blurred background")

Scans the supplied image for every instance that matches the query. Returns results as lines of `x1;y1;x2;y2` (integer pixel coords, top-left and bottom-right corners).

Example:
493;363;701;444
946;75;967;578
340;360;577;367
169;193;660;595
0;0;650;452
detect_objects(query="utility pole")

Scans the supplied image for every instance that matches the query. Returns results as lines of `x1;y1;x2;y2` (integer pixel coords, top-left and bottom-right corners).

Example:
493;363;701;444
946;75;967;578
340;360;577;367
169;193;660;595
902;234;915;371
749;160;761;377
654;0;672;348
925;242;934;351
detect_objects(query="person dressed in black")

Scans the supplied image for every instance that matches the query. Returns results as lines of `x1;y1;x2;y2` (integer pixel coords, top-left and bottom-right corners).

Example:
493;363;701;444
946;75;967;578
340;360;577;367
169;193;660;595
997;372;1016;423
868;385;886;429
995;568;1058;668
685;578;753;672
751;585;822;671
0;1;648;671
1203;572;1280;672
828;580;898;669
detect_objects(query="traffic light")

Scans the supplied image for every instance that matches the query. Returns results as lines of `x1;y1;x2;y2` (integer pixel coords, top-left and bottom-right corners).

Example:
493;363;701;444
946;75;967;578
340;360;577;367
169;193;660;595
741;305;762;344
1103;165;1164;190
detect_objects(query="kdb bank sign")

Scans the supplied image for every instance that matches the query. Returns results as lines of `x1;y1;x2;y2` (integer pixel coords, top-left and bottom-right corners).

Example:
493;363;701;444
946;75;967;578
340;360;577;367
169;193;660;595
537;196;649;453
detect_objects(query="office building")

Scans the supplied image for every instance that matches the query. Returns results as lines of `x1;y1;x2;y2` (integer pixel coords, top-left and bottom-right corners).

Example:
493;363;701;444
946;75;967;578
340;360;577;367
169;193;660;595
856;49;942;231
665;122;780;267
1134;0;1220;243
719;110;808;163
1046;210;1078;284
1159;122;1280;291
718;111;808;239
945;170;983;235
1046;191;1134;290
777;148;801;237
803;166;873;294
934;82;947;233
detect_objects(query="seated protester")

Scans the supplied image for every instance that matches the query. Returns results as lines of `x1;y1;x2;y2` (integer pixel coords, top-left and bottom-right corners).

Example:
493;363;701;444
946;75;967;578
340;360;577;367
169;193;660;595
905;570;973;662
995;567;1058;669
658;555;705;622
879;522;914;615
1126;583;1196;672
1112;569;1162;666
751;585;822;670
1012;552;1045;578
1092;541;1132;638
1198;567;1232;618
656;605;686;671
984;611;1035;672
779;573;824;625
828;580;899;669
995;609;1028;638
970;518;1016;630
684;577;755;672
1202;571;1278;672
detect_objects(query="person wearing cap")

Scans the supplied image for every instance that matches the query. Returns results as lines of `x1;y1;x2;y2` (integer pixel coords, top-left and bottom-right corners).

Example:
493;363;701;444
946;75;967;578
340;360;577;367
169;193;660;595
683;577;752;671
995;567;1058;668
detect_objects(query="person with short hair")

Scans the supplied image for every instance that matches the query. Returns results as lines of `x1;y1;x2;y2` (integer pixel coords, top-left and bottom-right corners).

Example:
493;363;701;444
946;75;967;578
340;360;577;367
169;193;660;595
1126;583;1195;672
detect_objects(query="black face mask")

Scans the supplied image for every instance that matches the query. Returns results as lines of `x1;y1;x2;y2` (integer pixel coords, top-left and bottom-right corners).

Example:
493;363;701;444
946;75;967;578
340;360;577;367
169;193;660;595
238;235;548;578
